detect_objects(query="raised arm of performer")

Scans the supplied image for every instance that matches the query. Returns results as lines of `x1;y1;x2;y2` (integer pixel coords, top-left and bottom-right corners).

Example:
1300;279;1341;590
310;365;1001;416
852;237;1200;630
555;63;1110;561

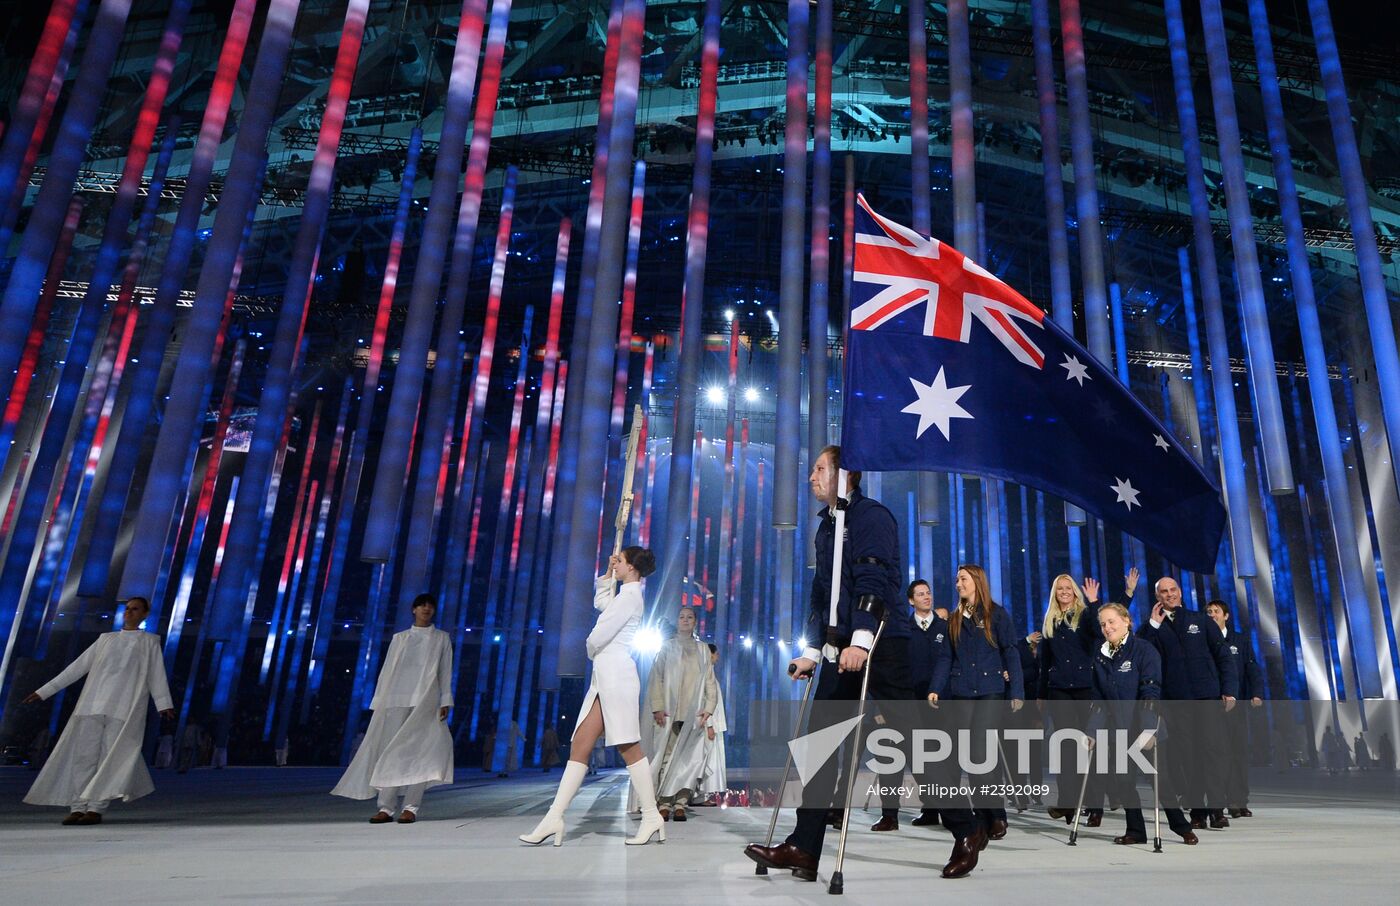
521;546;666;847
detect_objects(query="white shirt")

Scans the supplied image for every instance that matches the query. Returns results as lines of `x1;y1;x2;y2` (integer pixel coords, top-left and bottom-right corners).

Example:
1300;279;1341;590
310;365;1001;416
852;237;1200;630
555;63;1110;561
379;625;435;708
916;614;933;632
37;630;172;719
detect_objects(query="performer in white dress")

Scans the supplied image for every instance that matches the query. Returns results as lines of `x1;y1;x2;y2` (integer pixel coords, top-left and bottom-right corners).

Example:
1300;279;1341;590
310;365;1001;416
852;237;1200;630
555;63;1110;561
696;643;728;803
22;596;175;825
645;605;717;821
332;594;454;823
520;546;666;847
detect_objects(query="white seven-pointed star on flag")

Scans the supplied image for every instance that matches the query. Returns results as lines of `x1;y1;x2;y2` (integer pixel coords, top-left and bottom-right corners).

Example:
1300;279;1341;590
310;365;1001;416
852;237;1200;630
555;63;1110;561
1060;354;1091;386
1111;477;1142;511
903;368;974;441
1154;434;1170;452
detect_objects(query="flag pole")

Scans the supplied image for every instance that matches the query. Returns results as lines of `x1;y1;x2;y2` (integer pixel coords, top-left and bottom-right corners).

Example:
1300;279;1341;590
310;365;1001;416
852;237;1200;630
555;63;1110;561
825;469;849;642
614;404;644;555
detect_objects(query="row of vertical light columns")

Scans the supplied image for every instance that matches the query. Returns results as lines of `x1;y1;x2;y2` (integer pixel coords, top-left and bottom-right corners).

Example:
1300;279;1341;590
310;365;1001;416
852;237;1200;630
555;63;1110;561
908;0;941;562
114;0;304;601
658;0;721;627
542;0;623;687
555;0;647;678
0;0;137;415
76;0;259;601
1162;0;1256;579
359;0;489;563
1247;0;1383;696
397;0;515;604
772;0;808;651
1306;0;1400;500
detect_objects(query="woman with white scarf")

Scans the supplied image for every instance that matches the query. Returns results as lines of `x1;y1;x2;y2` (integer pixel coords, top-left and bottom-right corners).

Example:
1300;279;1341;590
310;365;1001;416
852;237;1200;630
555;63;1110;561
645;605;718;821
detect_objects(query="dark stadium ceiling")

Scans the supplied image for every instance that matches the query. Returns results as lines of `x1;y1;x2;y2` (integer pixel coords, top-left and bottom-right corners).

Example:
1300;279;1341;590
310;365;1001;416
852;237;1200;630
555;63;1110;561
2;0;1396;374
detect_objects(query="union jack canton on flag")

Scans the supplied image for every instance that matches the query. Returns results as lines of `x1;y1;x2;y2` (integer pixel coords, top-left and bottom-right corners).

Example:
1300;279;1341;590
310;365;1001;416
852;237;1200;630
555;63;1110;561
839;195;1226;573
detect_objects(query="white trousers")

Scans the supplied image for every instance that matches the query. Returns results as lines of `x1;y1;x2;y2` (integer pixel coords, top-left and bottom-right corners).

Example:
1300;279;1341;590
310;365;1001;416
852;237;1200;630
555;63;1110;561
373;708;428;813
377;781;430;814
66;716;123;814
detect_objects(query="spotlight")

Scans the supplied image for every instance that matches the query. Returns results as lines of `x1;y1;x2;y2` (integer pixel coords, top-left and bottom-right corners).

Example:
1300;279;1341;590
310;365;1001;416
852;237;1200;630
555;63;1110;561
742;638;754;650
706;386;725;405
633;627;664;654
724;308;735;321
744;387;760;402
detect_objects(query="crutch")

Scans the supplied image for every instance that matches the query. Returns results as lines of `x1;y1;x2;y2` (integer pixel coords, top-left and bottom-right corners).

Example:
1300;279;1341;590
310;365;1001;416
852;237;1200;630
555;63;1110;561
829;606;887;896
996;738;1028;812
755;662;817;875
1151;715;1163;853
1067;734;1093;846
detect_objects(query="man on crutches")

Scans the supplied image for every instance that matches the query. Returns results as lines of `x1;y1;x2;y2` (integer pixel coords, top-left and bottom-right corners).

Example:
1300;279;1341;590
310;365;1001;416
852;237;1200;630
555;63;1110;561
744;445;915;892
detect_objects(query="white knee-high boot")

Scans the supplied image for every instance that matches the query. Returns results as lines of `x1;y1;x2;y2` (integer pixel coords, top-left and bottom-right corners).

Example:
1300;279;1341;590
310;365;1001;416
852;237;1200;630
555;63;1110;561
625;758;666;845
520;760;587;846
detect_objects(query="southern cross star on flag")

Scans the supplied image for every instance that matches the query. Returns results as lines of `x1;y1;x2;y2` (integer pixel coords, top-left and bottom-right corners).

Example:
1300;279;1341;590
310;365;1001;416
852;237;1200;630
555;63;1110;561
839;195;1226;572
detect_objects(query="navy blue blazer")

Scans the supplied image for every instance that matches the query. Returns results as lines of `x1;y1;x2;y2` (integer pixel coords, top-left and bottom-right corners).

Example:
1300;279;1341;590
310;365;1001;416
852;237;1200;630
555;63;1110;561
1036;603;1102;697
1221;626;1266;700
808;488;909;643
1089;633;1162;734
931;604;1024;700
1138;607;1239;700
909;612;949;697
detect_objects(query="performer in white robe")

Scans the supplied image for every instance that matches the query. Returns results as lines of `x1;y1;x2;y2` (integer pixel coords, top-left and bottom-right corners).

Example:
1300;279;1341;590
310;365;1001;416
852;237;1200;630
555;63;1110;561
696;644;728;801
645;605;717;820
520;546;666;847
22;596;174;825
332;593;453;823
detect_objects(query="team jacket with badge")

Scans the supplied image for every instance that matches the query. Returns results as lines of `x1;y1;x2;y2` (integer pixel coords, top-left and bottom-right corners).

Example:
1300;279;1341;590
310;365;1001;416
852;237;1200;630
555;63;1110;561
809;487;909;643
1139;608;1239;700
1036;604;1102;697
1089;633;1162;733
930;605;1024;700
909;613;949;695
1221;627;1265;700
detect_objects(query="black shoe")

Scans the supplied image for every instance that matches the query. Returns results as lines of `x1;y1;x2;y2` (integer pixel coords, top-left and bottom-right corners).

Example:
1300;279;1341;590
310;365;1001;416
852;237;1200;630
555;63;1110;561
744;842;818;882
911;810;941;827
870;814;899;832
1229;807;1253;818
942;829;987;878
1113;833;1147;845
1047;807;1074;823
825;808;843;830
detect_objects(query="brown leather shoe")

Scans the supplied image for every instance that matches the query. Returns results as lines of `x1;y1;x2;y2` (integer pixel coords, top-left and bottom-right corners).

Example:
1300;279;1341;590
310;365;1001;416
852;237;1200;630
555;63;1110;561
1229;807;1253;818
62;812;85;826
987;818;1008;840
1190;818;1206;829
1047;807;1074;823
397;810;416;824
1084;812;1102;828
1177;830;1199;845
369;811;393;824
1113;833;1147;845
1209;811;1230;829
76;812;102;825
942;828;986;878
659;807;671;821
870;814;899;832
743;842;818;882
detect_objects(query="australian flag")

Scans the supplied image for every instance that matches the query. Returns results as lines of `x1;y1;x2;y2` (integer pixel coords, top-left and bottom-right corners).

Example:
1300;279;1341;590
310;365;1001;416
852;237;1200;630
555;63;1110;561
840;195;1225;572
